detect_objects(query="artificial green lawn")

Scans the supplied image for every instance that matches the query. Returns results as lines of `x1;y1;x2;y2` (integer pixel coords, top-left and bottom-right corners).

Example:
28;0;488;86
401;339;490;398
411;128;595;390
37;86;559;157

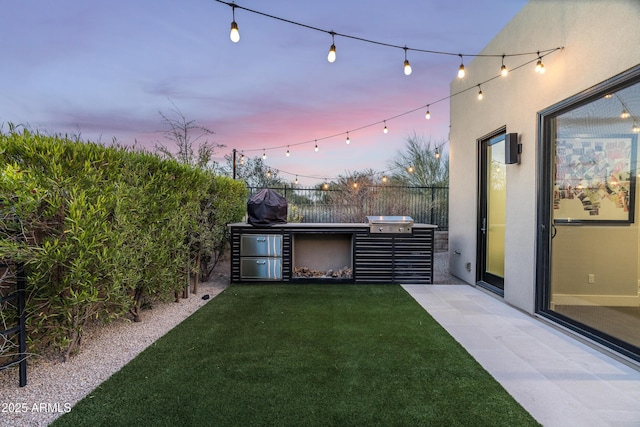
52;285;540;426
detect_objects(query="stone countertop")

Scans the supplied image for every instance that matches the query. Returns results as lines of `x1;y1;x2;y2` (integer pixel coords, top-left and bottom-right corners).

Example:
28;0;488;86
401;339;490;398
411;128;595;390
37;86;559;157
228;222;438;229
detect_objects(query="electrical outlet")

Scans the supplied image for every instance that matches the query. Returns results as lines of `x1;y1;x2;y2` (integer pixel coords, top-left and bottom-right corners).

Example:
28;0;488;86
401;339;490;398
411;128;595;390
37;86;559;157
588;274;595;284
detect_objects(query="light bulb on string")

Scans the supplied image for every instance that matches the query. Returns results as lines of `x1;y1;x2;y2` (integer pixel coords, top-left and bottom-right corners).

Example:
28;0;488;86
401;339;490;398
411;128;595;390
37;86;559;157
633;123;640;133
535;52;545;73
425;106;431;120
457;54;465;78
408;164;414;173
295;175;299;185
477;85;483;100
229;5;240;43
403;47;412;76
353;181;358;189
262;150;266;160
240;153;245;165
435;147;440;159
621;109;630;119
286;146;290;157
500;54;508;77
266;169;272;178
314;140;319;152
323;180;329;190
327;31;336;63
383;121;388;134
346;132;350;144
382;175;388;184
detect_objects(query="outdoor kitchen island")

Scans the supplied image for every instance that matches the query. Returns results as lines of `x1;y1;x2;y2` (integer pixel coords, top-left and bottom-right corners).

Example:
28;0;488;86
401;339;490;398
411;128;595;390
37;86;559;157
229;218;436;285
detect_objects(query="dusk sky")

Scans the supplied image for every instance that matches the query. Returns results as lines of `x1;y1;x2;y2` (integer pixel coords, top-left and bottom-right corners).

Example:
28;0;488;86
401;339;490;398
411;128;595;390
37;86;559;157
1;0;529;185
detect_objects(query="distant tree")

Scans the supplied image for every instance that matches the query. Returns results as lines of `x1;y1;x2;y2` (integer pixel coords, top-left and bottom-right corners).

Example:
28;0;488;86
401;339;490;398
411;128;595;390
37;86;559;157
155;101;224;170
221;153;286;188
322;169;385;222
388;132;449;187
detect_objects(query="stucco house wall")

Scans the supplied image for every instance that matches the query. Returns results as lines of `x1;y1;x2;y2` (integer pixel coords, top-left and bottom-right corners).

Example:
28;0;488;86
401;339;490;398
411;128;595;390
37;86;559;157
448;0;640;312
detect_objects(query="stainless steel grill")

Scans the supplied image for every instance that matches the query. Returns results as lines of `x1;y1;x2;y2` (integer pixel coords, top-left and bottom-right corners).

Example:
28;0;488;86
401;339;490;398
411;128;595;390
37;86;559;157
366;216;414;234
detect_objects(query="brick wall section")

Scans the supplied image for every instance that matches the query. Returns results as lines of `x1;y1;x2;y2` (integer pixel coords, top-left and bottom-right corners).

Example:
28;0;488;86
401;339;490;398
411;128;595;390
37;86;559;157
434;231;448;253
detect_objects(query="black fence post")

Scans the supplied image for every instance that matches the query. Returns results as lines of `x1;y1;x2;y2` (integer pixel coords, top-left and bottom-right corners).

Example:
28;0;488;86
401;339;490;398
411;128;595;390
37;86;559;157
17;262;26;387
430;187;435;225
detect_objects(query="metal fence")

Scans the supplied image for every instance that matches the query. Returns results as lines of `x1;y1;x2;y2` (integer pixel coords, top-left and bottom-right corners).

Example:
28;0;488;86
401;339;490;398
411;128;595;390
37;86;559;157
0;261;27;387
247;186;449;230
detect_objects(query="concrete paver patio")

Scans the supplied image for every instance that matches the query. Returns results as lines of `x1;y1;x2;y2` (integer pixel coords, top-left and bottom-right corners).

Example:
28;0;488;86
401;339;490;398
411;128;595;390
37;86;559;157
404;284;640;427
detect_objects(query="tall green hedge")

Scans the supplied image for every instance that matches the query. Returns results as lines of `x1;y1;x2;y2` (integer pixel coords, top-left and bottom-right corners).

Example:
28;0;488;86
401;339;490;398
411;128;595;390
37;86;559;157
0;129;246;359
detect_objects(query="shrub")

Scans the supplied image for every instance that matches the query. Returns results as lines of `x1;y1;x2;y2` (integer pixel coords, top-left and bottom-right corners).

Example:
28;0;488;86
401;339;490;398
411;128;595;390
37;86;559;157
0;128;245;359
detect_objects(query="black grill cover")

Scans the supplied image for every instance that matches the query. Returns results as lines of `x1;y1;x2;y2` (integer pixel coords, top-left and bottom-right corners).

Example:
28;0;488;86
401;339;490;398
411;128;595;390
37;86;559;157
247;189;287;226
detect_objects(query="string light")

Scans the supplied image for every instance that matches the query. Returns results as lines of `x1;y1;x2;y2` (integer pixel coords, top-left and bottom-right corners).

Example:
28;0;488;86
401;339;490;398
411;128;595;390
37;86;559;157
327;31;336;63
240;153;245;165
323;180;329;190
403;47;412;76
266;169;272;178
353;181;358;188
408;164;414;173
383;121;388;134
535;52;545;73
314;140;319;151
255;151;448;185
500;54;508;77
286;146;290;157
632;123;640;133
229;4;240;43
435;147;440;159
216;3;563;182
477;84;483;100
262;150;266;160
457;54;465;78
621;109;630;119
217;0;559;79
232;46;560;169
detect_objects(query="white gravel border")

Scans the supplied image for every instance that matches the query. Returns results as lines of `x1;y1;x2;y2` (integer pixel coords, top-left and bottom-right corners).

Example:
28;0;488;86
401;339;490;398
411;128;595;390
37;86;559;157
0;275;228;427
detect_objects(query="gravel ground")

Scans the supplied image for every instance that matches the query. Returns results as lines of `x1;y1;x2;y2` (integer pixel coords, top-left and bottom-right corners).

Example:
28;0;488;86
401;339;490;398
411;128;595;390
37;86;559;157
0;252;461;426
0;261;230;427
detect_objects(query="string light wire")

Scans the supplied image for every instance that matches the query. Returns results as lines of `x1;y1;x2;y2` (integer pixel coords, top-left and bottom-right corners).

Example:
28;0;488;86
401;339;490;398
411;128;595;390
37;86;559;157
215;0;558;60
234;50;560;159
232;50;565;183
251;140;451;183
216;1;564;182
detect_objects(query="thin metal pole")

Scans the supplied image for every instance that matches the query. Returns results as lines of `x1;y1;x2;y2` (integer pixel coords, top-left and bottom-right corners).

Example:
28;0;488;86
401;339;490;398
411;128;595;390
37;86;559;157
232;149;237;179
17;262;27;387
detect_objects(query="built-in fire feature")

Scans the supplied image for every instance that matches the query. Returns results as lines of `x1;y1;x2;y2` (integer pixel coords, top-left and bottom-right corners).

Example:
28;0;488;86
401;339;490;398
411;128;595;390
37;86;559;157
292;233;353;280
